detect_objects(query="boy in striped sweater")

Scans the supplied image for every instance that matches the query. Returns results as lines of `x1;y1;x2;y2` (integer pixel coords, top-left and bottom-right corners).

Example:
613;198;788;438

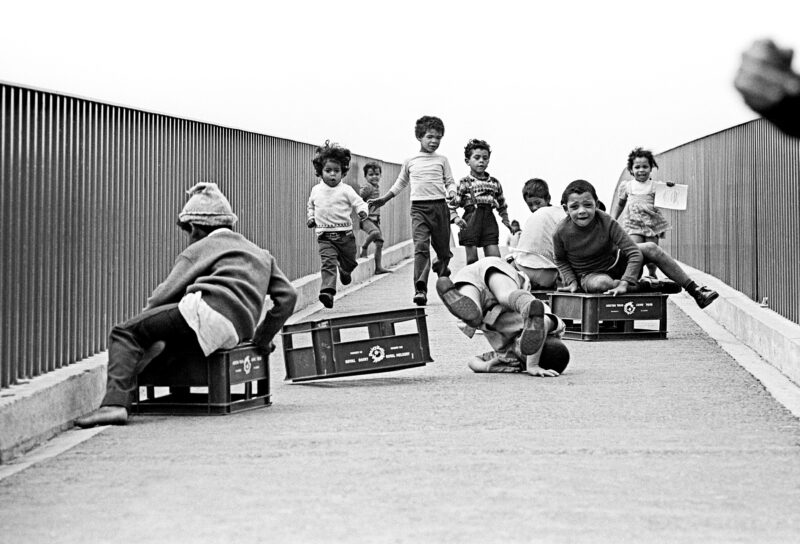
307;141;369;308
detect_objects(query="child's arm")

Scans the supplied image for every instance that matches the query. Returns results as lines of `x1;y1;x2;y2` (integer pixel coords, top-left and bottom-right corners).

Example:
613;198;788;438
494;179;511;230
145;255;197;309
372;160;410;208
347;185;370;221
609;181;627;220
610;220;644;284
306;190;316;228
553;233;580;292
253;255;297;353
442;157;457;202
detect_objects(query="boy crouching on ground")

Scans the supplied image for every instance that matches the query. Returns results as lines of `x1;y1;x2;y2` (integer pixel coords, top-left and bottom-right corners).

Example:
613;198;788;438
436;257;570;377
75;182;297;427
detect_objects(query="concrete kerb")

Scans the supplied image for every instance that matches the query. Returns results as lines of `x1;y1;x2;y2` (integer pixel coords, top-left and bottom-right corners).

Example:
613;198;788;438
0;240;413;464
672;261;800;416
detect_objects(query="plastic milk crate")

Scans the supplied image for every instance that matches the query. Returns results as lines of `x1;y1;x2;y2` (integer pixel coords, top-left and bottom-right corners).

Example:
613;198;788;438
282;308;433;382
132;342;271;415
549;292;668;341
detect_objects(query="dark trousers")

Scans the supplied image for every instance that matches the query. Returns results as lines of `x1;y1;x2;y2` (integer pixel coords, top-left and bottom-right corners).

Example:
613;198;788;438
411;200;452;292
318;231;358;293
102;303;204;408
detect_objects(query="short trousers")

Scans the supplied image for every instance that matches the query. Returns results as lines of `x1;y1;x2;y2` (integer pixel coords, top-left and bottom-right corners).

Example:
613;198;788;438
458;205;499;247
359;218;383;243
453;256;528;313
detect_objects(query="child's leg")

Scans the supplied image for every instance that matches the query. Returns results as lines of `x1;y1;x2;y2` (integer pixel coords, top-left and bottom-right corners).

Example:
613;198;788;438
515;263;559;290
632;234;659;277
429;201;453;277
638;242;719;308
581;273;620;293
465;246;479;265
486;270;549;355
436;277;483;327
410;203;433;293
335;232;358;285
360;219;381;258
373;241;391;274
483;244;501;258
317;236;339;301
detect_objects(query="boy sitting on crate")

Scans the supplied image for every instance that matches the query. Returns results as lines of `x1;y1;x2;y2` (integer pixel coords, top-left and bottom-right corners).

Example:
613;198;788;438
75;182;297;427
436;257;570;377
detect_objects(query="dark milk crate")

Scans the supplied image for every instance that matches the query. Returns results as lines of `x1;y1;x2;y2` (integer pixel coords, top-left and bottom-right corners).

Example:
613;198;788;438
282;308;432;382
132;342;270;415
549;292;668;341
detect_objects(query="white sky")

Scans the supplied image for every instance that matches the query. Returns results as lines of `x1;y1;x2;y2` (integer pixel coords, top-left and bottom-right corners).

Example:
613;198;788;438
2;0;799;221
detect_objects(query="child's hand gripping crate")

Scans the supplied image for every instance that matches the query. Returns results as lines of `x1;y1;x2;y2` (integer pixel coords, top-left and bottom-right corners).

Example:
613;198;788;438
549;292;668;341
132;342;271;415
282;308;433;382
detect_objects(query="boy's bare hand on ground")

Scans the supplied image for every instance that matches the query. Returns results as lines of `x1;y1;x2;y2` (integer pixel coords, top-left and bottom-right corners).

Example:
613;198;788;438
527;366;560;377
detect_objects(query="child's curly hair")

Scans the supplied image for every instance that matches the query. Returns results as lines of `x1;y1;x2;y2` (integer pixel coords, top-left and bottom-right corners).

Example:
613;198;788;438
312;140;351;177
627;147;659;173
363;161;382;176
415;116;445;139
522;178;550;202
464;139;491;160
561;179;599;206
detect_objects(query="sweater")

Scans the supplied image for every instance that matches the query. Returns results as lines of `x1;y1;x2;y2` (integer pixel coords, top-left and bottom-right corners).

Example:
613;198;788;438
552;210;643;286
307;181;369;234
388;152;457;201
146;229;292;342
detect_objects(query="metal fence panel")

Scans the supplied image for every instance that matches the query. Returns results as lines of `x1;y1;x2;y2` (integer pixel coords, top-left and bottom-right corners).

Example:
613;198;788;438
0;82;408;388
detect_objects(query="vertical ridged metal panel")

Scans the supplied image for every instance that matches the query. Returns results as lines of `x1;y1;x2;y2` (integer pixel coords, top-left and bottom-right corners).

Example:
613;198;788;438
0;82;407;388
610;118;800;324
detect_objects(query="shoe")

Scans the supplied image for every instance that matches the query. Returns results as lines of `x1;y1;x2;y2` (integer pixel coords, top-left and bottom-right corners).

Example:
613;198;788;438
519;299;546;355
319;292;334;308
413;290;427;306
436;277;482;327
339;269;352;285
74;406;128;428
691;286;719;309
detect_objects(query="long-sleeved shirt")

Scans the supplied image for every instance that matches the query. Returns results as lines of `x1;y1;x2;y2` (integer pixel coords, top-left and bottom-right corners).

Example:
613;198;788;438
552;210;643;286
388;152;457;201
452;174;509;223
146;229;296;348
307;181;369;234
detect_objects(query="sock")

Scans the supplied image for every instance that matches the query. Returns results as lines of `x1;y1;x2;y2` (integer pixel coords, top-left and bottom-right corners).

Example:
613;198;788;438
684;280;699;294
508;289;534;316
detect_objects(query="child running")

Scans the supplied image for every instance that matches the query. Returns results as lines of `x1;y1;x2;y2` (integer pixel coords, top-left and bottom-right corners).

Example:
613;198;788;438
610;147;673;280
451;138;511;265
307;141;369;309
436;257;569;377
370;116;457;306
75;182;297;427
358;161;392;274
554;179;718;308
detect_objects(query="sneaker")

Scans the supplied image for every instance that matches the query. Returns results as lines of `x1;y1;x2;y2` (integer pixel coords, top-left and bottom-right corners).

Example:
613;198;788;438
339;269;352;285
436;277;481;327
413;290;427;306
319;292;334;308
692;286;719;309
519;299;546;355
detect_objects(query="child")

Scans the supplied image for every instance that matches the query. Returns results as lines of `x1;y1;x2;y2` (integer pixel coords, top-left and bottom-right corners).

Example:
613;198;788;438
451;139;511;265
358;161;392;274
436;257;569;377
610;147;673;279
510;178;566;290
75;183;297;427
370;116;458;306
505;220;521;248
554;179;719;309
307;141;369;308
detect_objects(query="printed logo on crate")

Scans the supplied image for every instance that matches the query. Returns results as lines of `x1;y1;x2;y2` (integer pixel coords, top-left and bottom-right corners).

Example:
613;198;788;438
599;296;661;319
340;337;420;369
229;352;266;382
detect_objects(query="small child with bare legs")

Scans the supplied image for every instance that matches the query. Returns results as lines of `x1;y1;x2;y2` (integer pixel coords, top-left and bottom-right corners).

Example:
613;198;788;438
358;161;392;274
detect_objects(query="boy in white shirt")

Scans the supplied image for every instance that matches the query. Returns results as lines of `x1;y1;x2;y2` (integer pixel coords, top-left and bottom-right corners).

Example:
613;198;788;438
307;141;369;308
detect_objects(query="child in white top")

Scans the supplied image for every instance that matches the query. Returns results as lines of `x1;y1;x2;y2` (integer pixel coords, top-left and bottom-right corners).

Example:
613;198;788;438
610;147;673;279
370;116;458;306
307;141;368;308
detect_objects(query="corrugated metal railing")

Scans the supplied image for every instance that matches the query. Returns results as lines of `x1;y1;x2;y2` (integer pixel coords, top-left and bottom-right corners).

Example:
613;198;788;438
0;82;408;389
612;118;800;324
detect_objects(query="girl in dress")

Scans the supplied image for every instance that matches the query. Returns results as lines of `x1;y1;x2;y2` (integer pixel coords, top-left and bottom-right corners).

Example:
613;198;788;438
610;147;673;279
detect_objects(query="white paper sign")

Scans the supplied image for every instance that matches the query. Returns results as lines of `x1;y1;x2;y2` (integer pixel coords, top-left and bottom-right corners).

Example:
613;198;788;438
653;182;688;210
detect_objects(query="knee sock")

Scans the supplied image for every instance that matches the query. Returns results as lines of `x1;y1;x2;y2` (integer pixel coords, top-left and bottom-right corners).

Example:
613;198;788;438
508;289;535;316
